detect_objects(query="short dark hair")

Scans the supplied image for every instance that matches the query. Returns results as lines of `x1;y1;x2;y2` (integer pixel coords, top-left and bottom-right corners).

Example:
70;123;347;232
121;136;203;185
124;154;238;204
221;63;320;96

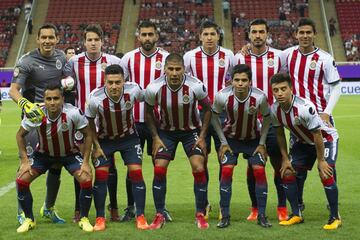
44;82;63;95
115;52;124;59
231;64;252;80
83;24;103;40
64;46;75;54
37;23;59;37
270;73;292;87
165;53;184;66
200;20;220;34
249;18;269;32
104;64;124;76
296;18;317;34
138;20;157;32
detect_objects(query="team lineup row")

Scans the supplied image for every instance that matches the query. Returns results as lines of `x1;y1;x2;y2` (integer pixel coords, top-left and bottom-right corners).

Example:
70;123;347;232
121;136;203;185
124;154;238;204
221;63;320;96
9;17;341;233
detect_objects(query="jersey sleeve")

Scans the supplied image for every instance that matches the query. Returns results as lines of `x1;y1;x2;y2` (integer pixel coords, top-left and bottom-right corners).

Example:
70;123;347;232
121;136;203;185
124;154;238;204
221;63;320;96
183;52;192;74
11;55;31;86
21;117;38;132
145;84;156;106
73;108;88;130
323;55;340;84
120;54;130;80
302;103;322;131
85;96;97;119
135;84;145;102
270;105;281;127
63;57;75;77
194;80;208;101
259;94;270;117
278;50;288;72
212;92;225;114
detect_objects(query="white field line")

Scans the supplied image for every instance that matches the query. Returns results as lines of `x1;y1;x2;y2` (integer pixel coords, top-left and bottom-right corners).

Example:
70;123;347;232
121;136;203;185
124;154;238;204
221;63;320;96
0;181;15;197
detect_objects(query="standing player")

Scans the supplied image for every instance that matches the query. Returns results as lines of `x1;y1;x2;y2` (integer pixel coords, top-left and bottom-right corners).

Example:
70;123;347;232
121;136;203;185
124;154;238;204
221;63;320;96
9;23;66;224
64;24;122;222
234;19;288;221
85;65;149;230
283;18;341;209
212;64;272;228
183;21;234;217
145;53;211;229
63;46;77;105
64;46;76;61
120;20;171;222
270;73;341;230
15;84;94;233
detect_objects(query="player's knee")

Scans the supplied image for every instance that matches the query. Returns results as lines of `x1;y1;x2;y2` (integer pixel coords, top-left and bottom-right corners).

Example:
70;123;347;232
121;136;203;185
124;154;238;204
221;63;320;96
16;178;30;191
79;180;92;189
221;166;234;183
252;165;267;185
95;168;109;182
282;170;296;183
321;176;335;186
192;170;207;184
129;169;144;183
154;166;167;181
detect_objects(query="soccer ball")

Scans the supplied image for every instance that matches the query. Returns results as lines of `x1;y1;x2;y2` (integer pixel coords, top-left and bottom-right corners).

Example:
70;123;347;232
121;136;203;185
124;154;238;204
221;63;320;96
61;76;75;90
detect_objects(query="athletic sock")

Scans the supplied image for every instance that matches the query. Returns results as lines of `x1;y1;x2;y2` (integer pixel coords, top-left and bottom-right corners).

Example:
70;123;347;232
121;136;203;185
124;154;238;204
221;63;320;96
274;170;287;207
73;177;80;211
153;166;167;214
246;165;257;208
295;168;307;205
253;166;268;216
322;176;339;218
129;169;146;216
282;175;300;216
193;170;207;213
93;169;108;218
45;168;61;208
16;179;34;221
107;165;119;209
219;167;233;218
79;181;92;218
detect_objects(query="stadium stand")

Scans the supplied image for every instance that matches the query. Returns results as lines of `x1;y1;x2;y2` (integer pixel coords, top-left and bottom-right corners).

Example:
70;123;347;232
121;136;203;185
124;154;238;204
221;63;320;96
45;0;124;54
230;0;308;51
137;0;214;54
0;0;23;67
335;0;360;61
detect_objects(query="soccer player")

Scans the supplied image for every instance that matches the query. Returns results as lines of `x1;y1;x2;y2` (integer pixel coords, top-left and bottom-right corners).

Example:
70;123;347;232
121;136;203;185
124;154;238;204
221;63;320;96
120;20;171;222
9;23;66;224
183;20;234;218
85;64;149;230
283;18;341;209
64;46;77;105
270;73;341;230
15;83;94;233
212;64;272;228
64;46;76;61
145;53;211;229
64;24;122;222
233;19;288;221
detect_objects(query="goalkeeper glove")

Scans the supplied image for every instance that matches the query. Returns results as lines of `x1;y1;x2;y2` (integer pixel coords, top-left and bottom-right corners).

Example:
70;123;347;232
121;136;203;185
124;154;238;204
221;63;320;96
18;97;45;123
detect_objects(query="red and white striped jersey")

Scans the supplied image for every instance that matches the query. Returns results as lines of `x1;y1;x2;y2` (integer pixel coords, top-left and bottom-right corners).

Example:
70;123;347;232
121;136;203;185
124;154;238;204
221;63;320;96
270;96;338;145
283;46;340;112
184;46;234;103
85;82;144;139
213;86;270;140
233;47;286;105
21;104;88;157
64;52;122;112
145;74;210;131
121;47;169;122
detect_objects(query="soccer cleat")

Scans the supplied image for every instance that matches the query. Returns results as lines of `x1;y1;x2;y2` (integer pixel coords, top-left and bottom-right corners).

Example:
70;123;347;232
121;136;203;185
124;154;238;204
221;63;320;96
119;206;135;222
217;216;230;228
78;217;93;232
195;212;209;229
257;214;272;228
277;207;288;222
246;207;258;221
279;214;304;226
323;217;342;230
17;218;36;233
40;205;66;224
149;213;165;230
17;211;25;225
136;214;149;230
163;208;173;222
93;217;106;231
73;210;80;223
204;203;212;220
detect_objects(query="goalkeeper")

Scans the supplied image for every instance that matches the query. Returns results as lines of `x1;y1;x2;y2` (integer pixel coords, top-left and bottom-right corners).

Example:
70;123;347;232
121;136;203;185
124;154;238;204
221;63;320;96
9;24;68;225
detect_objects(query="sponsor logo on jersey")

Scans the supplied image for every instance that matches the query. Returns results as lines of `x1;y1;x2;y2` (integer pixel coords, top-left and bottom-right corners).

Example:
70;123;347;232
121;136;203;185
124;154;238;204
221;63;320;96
183;94;190;104
268;58;274;67
219;58;225;68
56;59;62;70
155;61;162;70
309;60;317;70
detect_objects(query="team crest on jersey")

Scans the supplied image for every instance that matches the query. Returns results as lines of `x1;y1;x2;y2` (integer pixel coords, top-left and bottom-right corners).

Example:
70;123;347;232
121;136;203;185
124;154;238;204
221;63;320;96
75;131;84;141
26;146;34;156
101;63;107;71
61;122;69;131
219;58;225;68
309;60;317;70
294;116;301;125
267;58;274;67
248;106;257;115
125;101;133;110
56;59;62;70
155;61;162;70
183;94;190;104
13;67;20;77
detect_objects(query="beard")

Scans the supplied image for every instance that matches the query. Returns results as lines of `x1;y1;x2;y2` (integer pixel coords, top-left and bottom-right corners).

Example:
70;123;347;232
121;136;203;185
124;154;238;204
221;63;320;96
142;41;155;51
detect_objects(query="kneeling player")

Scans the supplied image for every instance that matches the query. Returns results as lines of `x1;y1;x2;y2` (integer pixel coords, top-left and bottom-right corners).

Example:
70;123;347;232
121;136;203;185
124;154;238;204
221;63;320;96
270;73;341;230
15;84;94;233
212;64;272;228
85;64;148;230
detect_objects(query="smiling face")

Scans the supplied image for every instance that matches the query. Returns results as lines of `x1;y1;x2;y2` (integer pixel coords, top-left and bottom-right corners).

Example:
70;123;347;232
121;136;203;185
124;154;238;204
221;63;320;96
296;25;316;52
37;28;59;57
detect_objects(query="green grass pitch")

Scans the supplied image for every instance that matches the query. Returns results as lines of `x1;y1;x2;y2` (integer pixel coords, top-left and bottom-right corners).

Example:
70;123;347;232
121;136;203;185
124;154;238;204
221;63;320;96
0;96;359;239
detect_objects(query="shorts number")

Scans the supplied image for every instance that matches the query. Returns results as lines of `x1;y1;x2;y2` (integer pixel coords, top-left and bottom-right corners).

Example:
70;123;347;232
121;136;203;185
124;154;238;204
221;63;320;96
75;155;83;164
324;148;329;158
134;144;143;159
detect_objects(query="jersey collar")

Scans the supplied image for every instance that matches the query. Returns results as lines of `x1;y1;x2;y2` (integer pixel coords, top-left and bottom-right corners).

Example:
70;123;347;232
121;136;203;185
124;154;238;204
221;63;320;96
200;46;220;56
297;46;319;56
280;95;296;114
140;47;159;58
233;87;252;103
85;52;103;62
249;46;269;57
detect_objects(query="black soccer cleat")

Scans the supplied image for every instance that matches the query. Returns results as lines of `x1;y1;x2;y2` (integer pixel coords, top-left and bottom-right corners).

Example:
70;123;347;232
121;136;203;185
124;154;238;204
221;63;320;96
217;216;230;228
119;206;135;222
163;208;173;222
257;214;272;228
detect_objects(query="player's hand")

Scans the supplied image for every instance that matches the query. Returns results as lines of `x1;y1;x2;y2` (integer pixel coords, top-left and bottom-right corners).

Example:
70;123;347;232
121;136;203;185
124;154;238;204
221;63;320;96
318;160;333;179
253;144;268;162
218;144;232;162
78;162;92;178
18;98;45;123
319;113;333;128
152;136;167;157
92;147;107;161
238;43;251;55
17;161;33;178
280;159;295;178
193;136;207;158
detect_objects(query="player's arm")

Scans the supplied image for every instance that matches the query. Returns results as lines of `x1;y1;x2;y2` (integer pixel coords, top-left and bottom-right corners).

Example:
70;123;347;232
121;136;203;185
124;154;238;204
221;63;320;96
275;126;295;178
78;125;93;177
88;118;106;160
321;82;341;127
16;126;32;177
254;96;271;160
211;111;232;161
195;96;211;155
312;129;333;179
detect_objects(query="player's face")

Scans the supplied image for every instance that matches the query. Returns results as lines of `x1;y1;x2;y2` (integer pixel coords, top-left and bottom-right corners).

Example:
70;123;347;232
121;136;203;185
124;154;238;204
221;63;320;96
199;27;220;51
66;49;75;61
138;27;158;52
232;72;251;94
296;25;316;49
44;89;64;115
105;74;124;99
85;32;103;54
272;81;293;104
165;61;185;88
37;28;59;56
249;24;268;48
